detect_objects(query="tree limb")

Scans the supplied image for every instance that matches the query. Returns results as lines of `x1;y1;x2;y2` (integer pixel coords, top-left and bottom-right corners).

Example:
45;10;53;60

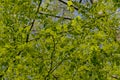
26;0;42;42
39;12;72;20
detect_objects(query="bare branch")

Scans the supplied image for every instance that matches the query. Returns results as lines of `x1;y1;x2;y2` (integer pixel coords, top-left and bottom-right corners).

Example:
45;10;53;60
26;0;42;42
39;12;72;20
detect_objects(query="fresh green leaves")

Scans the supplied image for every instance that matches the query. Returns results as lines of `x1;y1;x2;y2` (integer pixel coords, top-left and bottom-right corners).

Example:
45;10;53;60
0;0;120;80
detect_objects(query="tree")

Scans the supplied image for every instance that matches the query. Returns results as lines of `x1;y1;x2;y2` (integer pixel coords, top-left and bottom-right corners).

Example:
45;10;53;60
0;0;120;80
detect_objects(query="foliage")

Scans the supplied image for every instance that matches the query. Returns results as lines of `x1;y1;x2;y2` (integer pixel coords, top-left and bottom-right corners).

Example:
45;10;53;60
0;0;120;80
112;0;120;7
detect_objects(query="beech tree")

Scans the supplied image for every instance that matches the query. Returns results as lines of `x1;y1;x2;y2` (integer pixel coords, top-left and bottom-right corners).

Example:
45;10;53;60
0;0;120;80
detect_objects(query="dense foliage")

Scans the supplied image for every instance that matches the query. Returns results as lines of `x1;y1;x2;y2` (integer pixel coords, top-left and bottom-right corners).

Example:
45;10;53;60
0;0;120;80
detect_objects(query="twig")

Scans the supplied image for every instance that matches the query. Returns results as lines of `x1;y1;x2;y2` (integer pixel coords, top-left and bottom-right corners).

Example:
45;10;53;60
44;35;56;80
26;0;42;42
79;0;82;3
58;0;78;10
44;57;66;80
39;12;72;20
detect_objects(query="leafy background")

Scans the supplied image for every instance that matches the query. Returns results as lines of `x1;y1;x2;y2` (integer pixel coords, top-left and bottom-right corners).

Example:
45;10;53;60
0;0;120;80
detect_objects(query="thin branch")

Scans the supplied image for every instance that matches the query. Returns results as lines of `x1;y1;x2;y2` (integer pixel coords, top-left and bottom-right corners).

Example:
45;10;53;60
39;12;72;20
50;35;56;69
44;35;56;80
58;0;78;10
90;0;93;4
44;36;68;80
79;0;82;3
26;0;42;42
44;57;66;80
50;58;65;74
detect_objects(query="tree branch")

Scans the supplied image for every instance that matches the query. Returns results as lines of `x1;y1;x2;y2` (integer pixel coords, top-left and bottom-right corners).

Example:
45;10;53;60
26;0;42;42
39;12;72;20
58;0;78;10
44;35;56;80
90;0;93;4
44;56;66;80
79;0;82;3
